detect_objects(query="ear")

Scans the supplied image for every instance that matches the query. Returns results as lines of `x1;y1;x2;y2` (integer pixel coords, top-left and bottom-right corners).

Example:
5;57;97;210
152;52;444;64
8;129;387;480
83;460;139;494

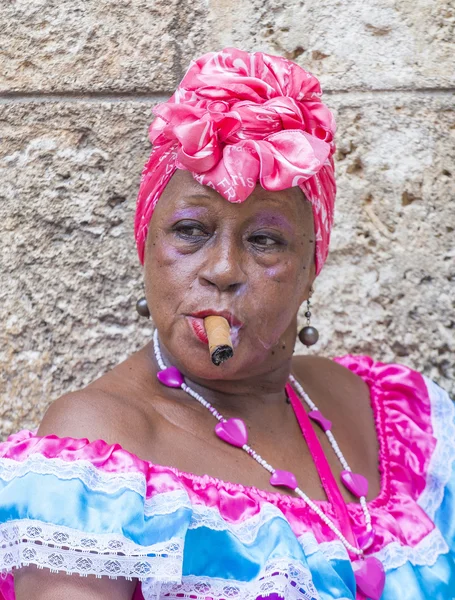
306;261;316;300
298;260;316;306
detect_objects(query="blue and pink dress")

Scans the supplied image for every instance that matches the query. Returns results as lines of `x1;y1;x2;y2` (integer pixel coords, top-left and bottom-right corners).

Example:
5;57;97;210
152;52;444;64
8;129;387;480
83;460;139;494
0;356;454;599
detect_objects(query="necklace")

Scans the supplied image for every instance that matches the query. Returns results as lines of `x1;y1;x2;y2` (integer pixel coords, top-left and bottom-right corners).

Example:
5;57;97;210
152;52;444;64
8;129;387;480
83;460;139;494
153;330;385;600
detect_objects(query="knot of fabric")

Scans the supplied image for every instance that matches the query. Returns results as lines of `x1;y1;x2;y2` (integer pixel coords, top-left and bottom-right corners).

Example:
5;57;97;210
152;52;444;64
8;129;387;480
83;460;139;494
135;48;337;274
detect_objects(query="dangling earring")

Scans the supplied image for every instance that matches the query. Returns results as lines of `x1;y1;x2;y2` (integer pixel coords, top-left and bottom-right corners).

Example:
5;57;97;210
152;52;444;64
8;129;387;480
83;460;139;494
136;297;150;318
298;289;319;346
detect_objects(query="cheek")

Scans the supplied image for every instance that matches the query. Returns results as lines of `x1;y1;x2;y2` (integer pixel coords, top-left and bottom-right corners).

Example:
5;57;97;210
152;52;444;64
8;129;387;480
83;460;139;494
146;237;197;286
260;253;307;296
144;240;187;311
245;259;306;347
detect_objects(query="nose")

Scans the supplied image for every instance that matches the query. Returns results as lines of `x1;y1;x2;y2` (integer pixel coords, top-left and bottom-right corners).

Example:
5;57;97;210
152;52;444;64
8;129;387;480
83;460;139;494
198;236;247;293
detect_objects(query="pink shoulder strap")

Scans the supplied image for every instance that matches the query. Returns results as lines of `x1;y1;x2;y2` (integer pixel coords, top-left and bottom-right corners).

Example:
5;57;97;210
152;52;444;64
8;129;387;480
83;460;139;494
285;383;358;552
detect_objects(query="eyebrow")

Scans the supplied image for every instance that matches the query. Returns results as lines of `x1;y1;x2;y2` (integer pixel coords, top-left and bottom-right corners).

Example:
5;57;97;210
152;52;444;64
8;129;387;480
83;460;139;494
252;211;295;234
170;205;210;221
172;194;214;209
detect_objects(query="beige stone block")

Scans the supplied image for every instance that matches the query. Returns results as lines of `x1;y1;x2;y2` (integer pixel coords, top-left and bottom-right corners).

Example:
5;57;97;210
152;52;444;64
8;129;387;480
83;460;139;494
300;92;455;393
0;93;453;438
0;0;208;93
3;0;453;95
0;100;154;437
207;0;455;90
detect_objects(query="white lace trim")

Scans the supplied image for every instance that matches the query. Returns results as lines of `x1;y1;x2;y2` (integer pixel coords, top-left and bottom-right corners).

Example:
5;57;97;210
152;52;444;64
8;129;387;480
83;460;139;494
144;490;192;516
299;526;449;571
372;527;449;570
0;454;146;497
298;532;349;562
418;377;455;520
0;456;194;518
143;557;320;600
189;502;287;543
0;520;184;582
0;519;184;557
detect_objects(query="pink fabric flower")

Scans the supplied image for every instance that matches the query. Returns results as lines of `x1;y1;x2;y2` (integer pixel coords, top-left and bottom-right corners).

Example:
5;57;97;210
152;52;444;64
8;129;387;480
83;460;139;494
135;48;336;274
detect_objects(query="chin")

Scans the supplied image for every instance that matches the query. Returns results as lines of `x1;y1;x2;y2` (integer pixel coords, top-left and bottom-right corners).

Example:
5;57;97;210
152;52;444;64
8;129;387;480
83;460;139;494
173;344;253;381
163;336;264;382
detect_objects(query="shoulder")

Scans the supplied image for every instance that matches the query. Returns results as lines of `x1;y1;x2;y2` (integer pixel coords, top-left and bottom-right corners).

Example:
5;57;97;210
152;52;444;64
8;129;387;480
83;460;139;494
38;345;162;457
292;353;442;402
38;388;128;443
291;355;373;439
292;353;452;433
291;353;369;399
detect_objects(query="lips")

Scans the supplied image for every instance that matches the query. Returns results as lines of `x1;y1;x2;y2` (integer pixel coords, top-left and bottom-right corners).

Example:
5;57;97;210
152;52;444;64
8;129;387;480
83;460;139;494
189;310;243;328
188;316;209;344
186;310;243;345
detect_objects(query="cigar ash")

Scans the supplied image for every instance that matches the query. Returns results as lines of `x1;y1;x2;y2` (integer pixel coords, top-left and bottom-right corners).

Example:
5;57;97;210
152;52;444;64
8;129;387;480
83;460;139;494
211;345;234;366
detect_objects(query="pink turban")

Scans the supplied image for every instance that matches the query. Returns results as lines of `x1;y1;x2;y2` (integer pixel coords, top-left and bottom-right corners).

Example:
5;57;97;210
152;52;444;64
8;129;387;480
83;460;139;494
135;48;336;274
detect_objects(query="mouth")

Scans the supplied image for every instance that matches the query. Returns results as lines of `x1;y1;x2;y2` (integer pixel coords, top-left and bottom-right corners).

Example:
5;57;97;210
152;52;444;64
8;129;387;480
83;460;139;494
186;310;243;345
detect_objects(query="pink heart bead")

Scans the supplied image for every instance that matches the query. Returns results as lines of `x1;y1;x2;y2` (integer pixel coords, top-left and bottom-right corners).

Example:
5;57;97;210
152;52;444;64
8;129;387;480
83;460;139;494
358;529;376;551
270;470;298;490
354;557;385;600
215;418;248;448
157;366;184;388
308;410;332;432
341;470;369;498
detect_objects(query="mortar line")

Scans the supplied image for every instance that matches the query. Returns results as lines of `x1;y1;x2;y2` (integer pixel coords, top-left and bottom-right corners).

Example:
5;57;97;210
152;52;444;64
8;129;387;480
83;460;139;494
0;87;453;104
325;86;455;95
0;92;174;104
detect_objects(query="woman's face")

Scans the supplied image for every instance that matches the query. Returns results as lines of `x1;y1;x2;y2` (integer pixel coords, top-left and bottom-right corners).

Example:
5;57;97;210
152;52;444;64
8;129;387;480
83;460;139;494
144;169;315;380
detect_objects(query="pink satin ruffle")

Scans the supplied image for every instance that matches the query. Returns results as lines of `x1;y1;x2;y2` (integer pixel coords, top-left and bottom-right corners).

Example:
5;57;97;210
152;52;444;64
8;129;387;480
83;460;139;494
333;355;437;551
135;48;336;275
0;356;437;554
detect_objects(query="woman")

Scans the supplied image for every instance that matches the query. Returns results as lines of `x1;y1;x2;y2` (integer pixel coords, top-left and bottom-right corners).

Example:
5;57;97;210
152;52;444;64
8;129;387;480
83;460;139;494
1;49;453;600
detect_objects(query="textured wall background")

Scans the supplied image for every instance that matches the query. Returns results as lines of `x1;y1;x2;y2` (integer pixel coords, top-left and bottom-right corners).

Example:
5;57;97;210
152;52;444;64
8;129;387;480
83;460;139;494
0;0;454;438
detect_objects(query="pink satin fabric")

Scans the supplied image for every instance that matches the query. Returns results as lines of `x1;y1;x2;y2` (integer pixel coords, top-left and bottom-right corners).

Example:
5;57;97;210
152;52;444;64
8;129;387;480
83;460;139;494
1;356;437;555
135;48;336;275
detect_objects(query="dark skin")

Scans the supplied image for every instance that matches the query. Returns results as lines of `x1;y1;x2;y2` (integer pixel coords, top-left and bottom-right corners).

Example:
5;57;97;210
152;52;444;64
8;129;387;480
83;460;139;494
15;170;380;599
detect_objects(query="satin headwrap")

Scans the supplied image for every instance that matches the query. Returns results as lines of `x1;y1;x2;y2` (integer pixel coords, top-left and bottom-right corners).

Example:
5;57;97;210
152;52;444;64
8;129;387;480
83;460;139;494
135;48;336;274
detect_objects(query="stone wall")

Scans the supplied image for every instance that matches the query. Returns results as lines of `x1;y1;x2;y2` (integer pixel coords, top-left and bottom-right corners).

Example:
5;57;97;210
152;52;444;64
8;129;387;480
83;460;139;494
1;0;454;437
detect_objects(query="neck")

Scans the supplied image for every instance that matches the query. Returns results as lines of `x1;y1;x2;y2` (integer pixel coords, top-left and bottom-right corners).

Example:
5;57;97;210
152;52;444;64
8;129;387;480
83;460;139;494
150;336;295;419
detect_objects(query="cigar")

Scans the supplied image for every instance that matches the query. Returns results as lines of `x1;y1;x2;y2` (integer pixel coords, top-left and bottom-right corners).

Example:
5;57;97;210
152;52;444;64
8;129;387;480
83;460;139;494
204;316;234;366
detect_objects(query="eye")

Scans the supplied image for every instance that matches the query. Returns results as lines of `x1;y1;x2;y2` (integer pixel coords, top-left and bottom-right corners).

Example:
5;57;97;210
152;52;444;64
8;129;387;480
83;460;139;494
252;235;276;246
173;220;209;241
249;233;285;250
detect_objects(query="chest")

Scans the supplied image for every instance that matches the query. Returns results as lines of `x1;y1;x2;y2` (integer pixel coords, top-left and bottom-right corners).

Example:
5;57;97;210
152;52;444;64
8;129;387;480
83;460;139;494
138;386;381;504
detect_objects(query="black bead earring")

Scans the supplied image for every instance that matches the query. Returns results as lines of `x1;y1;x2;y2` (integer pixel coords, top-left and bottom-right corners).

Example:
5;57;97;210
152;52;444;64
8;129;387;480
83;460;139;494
298;289;319;346
136;297;150;318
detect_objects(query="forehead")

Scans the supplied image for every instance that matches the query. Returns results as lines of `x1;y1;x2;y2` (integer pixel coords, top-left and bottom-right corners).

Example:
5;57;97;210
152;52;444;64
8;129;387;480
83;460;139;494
155;169;312;226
